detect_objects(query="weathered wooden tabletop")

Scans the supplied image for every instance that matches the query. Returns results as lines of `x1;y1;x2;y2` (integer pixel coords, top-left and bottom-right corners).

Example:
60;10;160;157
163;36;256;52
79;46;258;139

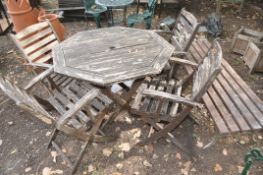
53;27;175;86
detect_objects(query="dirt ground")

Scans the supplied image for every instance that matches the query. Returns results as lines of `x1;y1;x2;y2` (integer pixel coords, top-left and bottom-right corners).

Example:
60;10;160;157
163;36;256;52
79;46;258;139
1;0;263;175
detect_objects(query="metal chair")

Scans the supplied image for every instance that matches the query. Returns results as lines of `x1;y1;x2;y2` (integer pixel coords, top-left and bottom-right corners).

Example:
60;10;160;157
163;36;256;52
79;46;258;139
127;0;157;29
83;0;107;28
241;148;263;175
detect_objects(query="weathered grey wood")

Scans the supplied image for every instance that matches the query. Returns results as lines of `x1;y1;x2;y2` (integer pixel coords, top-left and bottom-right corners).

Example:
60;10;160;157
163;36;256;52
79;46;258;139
142;89;202;107
130;40;222;148
243;42;263;73
52;27;174;86
24;67;54;90
0;69;115;175
0;76;54;124
171;8;200;52
11;21;59;65
231;27;263;55
184;38;263;134
169;57;198;67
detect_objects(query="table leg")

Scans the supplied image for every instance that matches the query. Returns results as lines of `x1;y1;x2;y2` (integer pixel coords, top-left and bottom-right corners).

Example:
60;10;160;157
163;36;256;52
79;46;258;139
107;8;111;27
158;0;163;18
101;79;143;123
107;7;114;26
123;7;127;26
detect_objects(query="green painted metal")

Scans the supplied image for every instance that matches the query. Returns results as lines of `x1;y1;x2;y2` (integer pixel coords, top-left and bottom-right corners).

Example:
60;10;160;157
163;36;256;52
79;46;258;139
240;148;263;175
83;0;107;28
127;0;157;29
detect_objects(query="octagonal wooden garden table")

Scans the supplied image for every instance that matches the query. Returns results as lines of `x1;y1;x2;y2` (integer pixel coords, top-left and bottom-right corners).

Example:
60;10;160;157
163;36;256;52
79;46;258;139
52;26;174;112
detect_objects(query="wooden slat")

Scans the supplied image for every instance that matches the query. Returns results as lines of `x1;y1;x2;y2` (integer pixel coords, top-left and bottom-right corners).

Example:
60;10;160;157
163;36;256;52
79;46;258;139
202;92;230;133
19;27;53;47
188;38;263;133
16;22;49;39
212;79;251;131
28;40;58;61
34;53;52;63
202;39;263;113
149;80;166;113
142;89;202;107
24;34;57;55
207;87;240;132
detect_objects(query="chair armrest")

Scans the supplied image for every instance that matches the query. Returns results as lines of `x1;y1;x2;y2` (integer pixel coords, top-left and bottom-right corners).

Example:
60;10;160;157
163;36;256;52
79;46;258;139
24;62;53;69
169;57;198;68
24;67;54;91
142;89;202;107
172;51;188;56
56;88;100;129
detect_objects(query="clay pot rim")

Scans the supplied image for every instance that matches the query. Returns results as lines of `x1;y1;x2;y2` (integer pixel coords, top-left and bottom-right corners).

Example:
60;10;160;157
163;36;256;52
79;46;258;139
38;14;58;22
8;7;32;15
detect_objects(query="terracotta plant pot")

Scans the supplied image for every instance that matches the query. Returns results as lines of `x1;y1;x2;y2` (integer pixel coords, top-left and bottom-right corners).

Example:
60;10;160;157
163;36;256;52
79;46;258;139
38;13;65;41
6;0;39;32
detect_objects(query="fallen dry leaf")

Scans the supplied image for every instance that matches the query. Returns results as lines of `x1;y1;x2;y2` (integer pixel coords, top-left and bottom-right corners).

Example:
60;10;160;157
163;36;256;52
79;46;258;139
143;160;152;167
152;153;158;159
51;151;58;163
176;153;182;160
181;168;188;175
214;163;223;172
10;149;17;154
237;165;244;173
118;152;124;159
42;167;51;175
111;172;122;175
116;163;123;169
42;167;63;175
190;168;197;172
102;147;113;157
88;164;95;173
222;148;228;156
45;131;52;137
130;128;141;139
144;144;154;154
118;143;131;152
25;167;32;172
183;161;192;170
196;140;203;148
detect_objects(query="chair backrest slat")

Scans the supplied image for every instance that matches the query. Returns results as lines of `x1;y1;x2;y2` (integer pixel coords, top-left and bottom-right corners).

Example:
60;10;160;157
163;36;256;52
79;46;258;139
172;8;200;51
11;21;58;64
192;41;222;101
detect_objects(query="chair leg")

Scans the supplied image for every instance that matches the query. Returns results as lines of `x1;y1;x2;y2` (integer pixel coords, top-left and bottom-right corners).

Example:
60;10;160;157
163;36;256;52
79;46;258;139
94;16;101;28
128;22;134;28
145;20;152;29
47;128;58;149
70;141;89;175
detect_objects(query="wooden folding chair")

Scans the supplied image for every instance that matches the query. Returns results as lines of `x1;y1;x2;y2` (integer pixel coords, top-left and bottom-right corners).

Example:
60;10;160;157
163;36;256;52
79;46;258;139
130;41;222;153
0;67;114;175
10;21;59;65
168;8;200;79
171;8;200;53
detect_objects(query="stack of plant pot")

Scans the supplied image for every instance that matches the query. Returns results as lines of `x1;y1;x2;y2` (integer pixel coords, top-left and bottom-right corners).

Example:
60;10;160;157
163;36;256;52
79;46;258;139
6;0;65;41
38;11;65;41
